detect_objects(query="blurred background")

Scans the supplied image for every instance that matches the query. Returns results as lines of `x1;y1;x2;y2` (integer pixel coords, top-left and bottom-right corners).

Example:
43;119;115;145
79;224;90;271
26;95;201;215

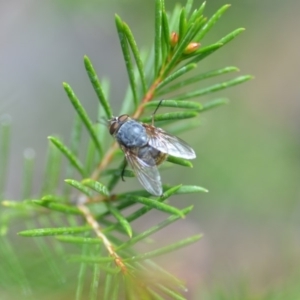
1;0;300;299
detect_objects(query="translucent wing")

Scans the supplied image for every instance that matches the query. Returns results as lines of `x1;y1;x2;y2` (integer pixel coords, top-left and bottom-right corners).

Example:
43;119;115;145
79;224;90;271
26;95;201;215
144;125;196;159
122;147;163;196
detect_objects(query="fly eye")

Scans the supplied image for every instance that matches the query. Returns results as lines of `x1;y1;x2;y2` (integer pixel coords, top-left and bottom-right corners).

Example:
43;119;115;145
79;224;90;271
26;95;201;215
109;122;119;135
118;114;128;122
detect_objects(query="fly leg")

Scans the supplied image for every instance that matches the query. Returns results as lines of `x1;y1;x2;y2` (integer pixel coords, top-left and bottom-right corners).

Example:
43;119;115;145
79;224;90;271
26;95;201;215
121;159;128;182
151;99;164;126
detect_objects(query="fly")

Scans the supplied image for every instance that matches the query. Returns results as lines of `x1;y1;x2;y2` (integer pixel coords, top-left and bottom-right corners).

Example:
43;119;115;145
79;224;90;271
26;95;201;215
108;106;196;196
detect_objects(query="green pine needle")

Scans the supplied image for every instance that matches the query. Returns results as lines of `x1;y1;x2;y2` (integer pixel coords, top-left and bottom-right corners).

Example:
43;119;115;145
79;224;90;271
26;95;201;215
106;202;133;237
196;4;231;41
0;115;11;200
117;205;193;251
157;63;197;90
154;0;163;76
158;66;239;95
124;234;202;262
56;235;101;245
122;23;147;94
21;148;35;199
18;226;91;237
64;179;94;197
48;136;87;177
84;56;113;119
31;199;82;215
166;156;194;167
189;42;223;63
41;141;62;195
81;179;110;197
140;111;198;123
200;98;229;112
115;15;139;109
174;75;253;100
145;100;202;110
128;195;185;218
63;82;103;156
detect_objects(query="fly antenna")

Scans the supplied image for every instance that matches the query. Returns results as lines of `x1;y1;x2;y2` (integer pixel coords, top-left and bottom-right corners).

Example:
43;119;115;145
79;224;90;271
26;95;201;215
151;99;164;126
97;116;108;126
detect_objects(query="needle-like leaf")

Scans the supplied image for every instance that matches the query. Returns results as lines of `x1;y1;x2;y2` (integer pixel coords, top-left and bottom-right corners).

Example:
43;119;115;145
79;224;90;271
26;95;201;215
140;111;198;123
128;195;185;218
188;42;223;64
159;66;239;94
117;205;193;251
188;1;206;26
75;242;89;300
90;261;101;300
104;186;182;233
85;138;98;175
174;75;253;100
18;226;91;237
68;255;114;264
218;28;245;45
31;199;82;215
200;98;229;112
56;235;101;245
185;0;194;17
195;4;231;41
64;179;94;198
154;0;163;76
41;141;61;196
21;149;35;199
115;15;138;109
156;285;186;300
64;115;83;197
179;8;187;43
169;4;181;32
84;56;113;119
166;156;194;167
145;100;201;110
0;115;11;200
122;23;147;95
103;273;114;300
124;234;202;262
156;63;197;90
63;83;103;156
81;179;110;197
106;203;132;237
164;184;208;194
161;10;170;58
48;136;87;177
148;289;165;300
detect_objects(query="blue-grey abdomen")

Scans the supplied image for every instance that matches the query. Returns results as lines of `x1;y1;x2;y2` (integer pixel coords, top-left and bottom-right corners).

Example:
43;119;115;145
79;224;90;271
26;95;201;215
116;120;148;147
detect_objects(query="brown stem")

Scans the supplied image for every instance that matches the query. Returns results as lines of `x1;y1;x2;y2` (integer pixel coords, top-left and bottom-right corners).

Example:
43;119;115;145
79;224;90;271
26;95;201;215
77;204;127;272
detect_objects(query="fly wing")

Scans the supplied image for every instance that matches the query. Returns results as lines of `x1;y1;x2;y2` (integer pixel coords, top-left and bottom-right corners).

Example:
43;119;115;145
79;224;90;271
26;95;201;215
145;125;196;159
123;147;163;196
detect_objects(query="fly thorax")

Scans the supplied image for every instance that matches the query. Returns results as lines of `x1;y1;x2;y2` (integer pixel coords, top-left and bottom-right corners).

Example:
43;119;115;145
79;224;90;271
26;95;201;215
116;120;148;147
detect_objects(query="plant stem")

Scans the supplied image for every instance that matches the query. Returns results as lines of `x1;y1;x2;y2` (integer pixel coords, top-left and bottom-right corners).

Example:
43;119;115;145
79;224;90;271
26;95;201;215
77;204;126;273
